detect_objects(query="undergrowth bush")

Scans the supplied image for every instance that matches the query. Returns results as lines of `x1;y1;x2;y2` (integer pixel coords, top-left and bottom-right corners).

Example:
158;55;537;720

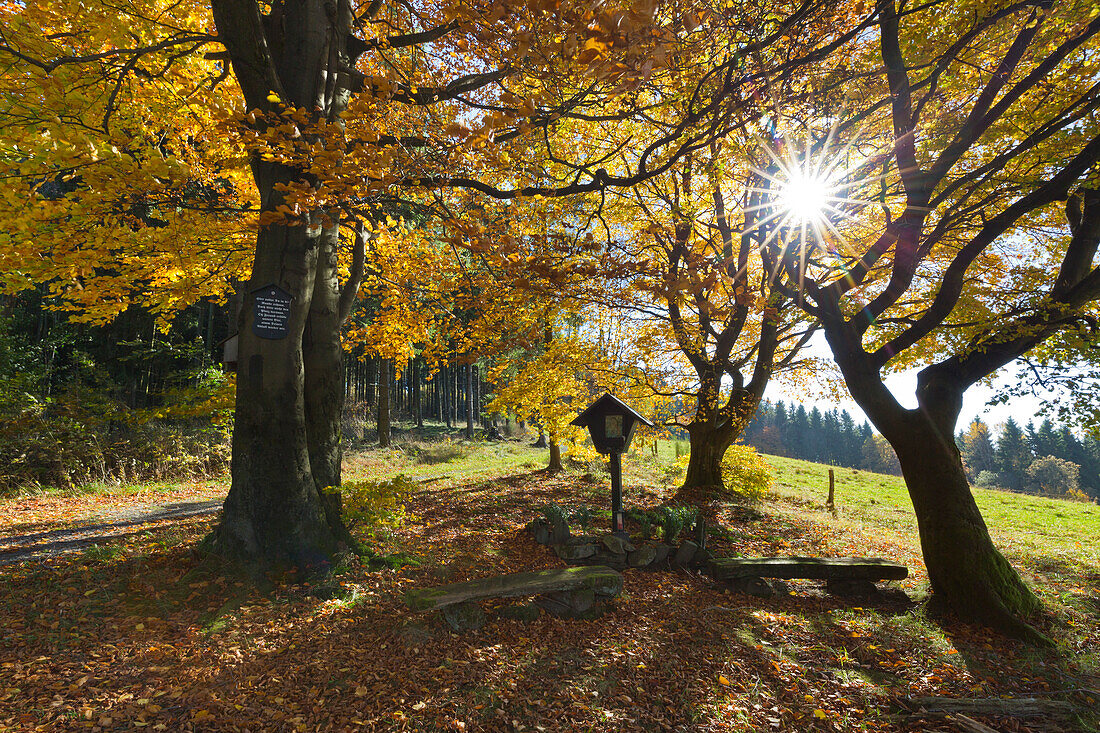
341;403;374;443
340;475;416;542
0;390;230;495
718;445;773;503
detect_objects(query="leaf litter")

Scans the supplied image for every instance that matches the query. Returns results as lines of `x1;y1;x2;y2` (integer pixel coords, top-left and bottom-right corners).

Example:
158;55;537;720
0;464;1096;732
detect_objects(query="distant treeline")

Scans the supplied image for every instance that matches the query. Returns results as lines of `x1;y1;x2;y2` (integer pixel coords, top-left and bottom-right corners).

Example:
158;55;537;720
957;417;1100;500
741;400;902;475
740;400;1099;500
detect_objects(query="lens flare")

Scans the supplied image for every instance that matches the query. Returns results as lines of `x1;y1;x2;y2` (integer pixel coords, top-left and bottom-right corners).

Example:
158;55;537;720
778;171;834;224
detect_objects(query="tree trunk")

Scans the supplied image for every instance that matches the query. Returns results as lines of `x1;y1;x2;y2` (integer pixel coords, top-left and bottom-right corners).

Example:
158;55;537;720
681;421;733;495
451;364;459;426
679;373;755;501
204;200;342;572
465;363;474;440
825;325;1048;641
377;358;391;448
548;437;563;472
368;357;377;406
890;416;1045;642
414;358;423;429
304;223;343;493
443;365;452;428
201;0;386;573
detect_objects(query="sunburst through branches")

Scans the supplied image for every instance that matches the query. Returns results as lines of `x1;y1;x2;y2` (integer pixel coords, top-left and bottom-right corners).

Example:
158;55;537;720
738;128;884;292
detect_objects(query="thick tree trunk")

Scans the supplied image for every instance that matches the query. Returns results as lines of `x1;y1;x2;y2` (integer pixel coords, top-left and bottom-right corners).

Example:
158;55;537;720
827;328;1047;641
682;423;731;491
205;203;341;572
377;358;391;447
204;0;362;573
890;416;1045;642
679;375;755;501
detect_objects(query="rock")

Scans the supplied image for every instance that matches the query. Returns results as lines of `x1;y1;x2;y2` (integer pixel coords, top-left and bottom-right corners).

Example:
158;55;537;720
768;579;790;596
564;588;596;613
536;589;607;619
534;593;570;616
693;547;713;566
550;522;570;544
600;534;636;554
827;579;879;597
707;556;907;582
574;600;611;620
585;550;628;571
528;517;571;545
729;575;773;597
694;515;707;549
497;602;541;622
651;544;673;566
673;540;699;567
628;545;658;568
442;602;486;632
555;543;599;561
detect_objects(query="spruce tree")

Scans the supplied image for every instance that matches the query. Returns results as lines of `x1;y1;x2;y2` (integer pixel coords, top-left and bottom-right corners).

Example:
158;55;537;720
996;419;1032;491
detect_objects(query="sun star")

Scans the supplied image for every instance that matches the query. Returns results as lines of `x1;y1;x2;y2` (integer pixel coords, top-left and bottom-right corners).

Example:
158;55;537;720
778;170;834;225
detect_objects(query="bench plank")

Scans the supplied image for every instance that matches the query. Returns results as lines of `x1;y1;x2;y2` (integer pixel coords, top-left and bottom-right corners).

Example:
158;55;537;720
709;556;907;582
406;565;623;612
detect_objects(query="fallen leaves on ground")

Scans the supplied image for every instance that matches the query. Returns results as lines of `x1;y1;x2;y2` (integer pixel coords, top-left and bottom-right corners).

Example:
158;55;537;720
0;463;1096;732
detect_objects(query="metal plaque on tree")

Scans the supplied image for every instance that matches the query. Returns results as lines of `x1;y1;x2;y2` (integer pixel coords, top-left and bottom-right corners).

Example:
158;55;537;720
251;284;293;339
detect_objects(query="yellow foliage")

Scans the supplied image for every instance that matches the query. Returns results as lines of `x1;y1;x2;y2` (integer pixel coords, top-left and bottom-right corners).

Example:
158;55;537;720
718;445;773;503
338;475;417;542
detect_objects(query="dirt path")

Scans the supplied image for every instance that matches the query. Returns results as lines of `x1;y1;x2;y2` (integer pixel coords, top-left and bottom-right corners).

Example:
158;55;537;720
0;497;223;566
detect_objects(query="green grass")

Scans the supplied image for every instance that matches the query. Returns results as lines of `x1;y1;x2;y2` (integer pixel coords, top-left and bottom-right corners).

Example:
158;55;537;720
343;430;548;487
765;453;1100;568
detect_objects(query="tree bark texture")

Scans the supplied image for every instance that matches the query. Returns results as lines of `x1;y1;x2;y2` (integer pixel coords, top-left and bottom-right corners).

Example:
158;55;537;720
679;368;759;499
827;323;1046;641
209;204;342;570
888;414;1044;640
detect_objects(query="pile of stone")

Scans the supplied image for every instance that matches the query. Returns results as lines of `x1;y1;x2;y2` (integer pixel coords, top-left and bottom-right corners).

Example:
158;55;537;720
526;517;711;571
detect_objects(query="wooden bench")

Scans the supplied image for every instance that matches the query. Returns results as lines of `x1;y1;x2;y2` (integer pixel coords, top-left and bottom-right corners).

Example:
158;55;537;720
708;556;908;597
405;565;623;630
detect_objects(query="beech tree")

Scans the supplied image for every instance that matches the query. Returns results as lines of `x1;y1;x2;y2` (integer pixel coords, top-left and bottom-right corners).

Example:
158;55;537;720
768;0;1100;639
610;142;822;496
3;0;875;572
